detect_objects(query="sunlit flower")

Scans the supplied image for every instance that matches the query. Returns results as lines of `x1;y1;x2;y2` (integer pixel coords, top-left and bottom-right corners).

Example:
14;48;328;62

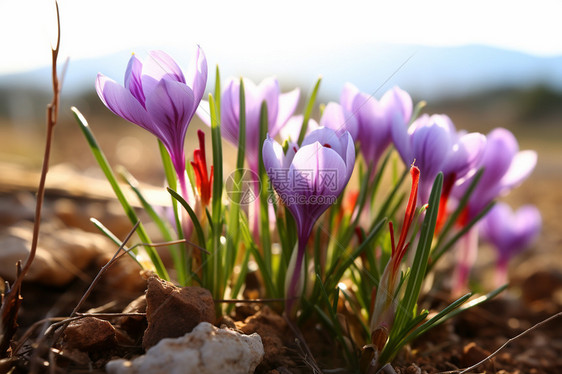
263;127;355;312
392;113;485;205
342;84;412;172
451;127;537;295
454;128;537;219
96;47;207;188
480;202;541;286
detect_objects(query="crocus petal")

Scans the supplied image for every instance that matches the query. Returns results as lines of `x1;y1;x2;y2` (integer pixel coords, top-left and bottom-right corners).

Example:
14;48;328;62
381;86;413;125
290;142;348;198
443;132;486;176
477;128;519;190
185;46;208;104
271;88;300;137
219;79;241;146
96;74;155;134
390;109;413;165
481;202;541;261
342;131;356;181
279;115;320;142
355;93;389;165
124;54;146;105
411;119;450;178
320;102;359;140
340;82;359;111
141;50;187;98
258;77;281;127
145;79;195;168
301;127;344;156
498;150;537;192
263;135;286;180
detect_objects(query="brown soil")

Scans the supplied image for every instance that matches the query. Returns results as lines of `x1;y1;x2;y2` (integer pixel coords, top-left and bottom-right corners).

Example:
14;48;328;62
1;111;561;373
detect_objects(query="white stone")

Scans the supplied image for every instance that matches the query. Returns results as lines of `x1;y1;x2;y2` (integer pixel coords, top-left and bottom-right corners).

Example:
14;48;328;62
106;322;264;374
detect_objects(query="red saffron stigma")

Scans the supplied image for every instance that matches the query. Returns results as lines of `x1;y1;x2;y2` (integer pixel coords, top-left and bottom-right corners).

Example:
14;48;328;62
191;130;213;206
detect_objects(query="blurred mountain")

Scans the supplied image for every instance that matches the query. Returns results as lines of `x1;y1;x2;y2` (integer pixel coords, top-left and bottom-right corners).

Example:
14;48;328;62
1;44;561;123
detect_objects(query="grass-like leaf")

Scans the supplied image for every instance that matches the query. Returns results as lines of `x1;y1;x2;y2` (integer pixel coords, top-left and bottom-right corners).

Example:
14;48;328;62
297;76;322;146
72;107;169;280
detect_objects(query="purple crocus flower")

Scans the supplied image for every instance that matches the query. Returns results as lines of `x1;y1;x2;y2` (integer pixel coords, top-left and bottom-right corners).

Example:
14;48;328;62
198;77;300;174
454;128;537;219
451;128;537;295
480;202;541;286
341;84;412;173
263;127;355;312
392;113;485;205
96;47;208;195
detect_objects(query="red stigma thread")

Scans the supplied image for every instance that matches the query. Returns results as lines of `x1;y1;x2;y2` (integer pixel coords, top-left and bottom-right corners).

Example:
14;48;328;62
191;130;213;206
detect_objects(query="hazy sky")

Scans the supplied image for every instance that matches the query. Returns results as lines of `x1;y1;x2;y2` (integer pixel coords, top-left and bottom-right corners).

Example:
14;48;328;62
2;0;561;75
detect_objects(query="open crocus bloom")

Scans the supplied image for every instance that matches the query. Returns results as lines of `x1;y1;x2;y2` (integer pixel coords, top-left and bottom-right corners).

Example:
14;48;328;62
263;127;355;311
480;202;541;285
451;127;537;295
392;113;485;205
96;47;207;183
455;127;537;219
198;77;300;174
341;83;412;172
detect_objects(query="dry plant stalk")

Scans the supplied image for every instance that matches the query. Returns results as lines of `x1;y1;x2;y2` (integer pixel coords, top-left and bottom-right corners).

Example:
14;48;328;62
0;0;62;358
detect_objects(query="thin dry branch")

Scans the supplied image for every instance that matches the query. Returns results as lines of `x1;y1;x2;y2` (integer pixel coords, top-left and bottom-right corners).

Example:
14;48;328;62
437;311;562;374
0;2;62;358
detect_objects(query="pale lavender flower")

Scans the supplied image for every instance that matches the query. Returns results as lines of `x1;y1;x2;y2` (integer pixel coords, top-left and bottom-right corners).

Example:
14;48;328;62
451;128;537;295
454;128;537;219
341;84;412;171
480;203;541;286
96;47;207;185
392;113;485;204
198;77;300;173
263;127;355;312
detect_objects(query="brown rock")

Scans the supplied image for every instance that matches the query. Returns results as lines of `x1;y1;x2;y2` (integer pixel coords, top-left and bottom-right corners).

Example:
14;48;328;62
521;270;562;303
118;294;147;341
142;275;215;349
460;341;492;370
63;317;117;351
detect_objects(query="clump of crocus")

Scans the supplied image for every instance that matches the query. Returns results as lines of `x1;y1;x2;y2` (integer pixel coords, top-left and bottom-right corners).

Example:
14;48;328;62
96;47;208;200
451;127;537;295
480;202;541;286
342;84;412;174
369;165;419;354
263;127;355;313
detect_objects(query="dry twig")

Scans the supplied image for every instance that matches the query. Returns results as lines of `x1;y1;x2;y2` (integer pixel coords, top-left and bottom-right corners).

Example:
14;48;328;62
0;0;62;359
